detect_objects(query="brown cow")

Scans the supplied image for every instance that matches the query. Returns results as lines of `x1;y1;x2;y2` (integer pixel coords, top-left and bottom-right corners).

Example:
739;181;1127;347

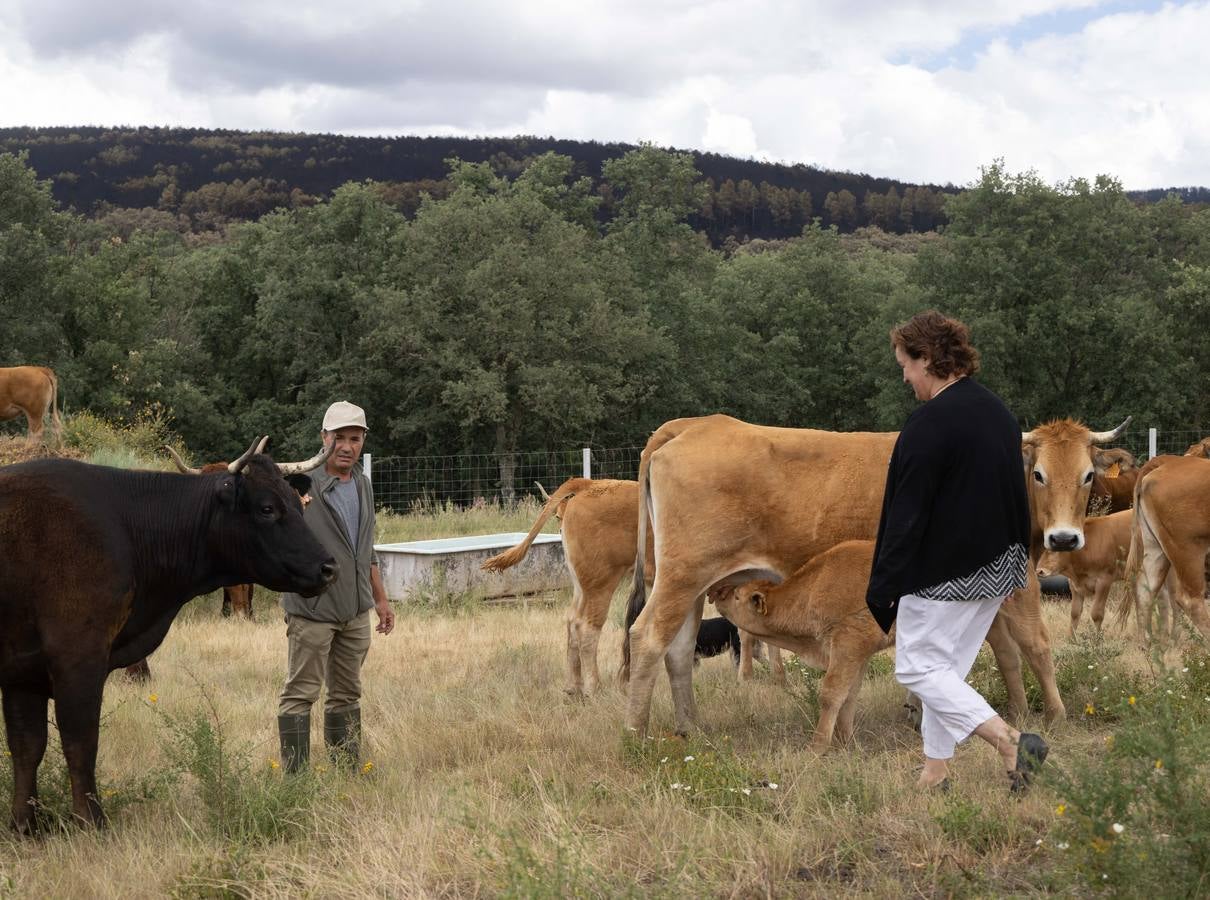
1038;509;1133;636
1122;455;1210;646
0;366;60;444
1184;436;1210;458
708;541;890;749
622;414;1130;738
1087;447;1138;514
483;478;782;695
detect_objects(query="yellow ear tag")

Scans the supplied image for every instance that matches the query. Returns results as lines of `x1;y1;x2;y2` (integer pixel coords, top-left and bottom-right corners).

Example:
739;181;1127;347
1105;462;1121;479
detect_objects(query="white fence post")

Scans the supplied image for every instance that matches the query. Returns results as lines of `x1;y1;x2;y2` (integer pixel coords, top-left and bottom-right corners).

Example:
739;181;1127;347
582;448;592;479
1148;428;1157;460
364;452;372;483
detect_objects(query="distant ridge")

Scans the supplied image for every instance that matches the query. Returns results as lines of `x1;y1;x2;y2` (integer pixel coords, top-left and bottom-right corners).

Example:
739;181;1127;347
2;126;1204;244
0;125;956;242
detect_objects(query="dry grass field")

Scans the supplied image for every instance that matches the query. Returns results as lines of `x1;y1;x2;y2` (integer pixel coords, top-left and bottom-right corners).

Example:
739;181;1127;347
2;509;1209;897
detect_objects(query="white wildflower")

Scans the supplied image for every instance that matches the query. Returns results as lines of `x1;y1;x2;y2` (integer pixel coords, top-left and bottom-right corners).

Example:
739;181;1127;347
1112;823;1125;834
684;755;695;762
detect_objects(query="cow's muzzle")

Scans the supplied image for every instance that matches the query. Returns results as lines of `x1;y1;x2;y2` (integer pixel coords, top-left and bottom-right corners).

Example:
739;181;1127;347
1045;530;1083;552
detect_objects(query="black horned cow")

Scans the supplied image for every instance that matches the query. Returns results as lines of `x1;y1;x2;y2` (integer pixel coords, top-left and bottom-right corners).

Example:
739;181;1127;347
0;438;337;831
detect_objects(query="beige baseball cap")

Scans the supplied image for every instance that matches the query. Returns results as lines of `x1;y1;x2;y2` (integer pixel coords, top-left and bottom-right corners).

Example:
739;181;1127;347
322;400;368;432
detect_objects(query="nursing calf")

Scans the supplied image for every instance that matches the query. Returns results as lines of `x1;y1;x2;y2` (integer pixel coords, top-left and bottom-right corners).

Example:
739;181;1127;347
710;541;890;749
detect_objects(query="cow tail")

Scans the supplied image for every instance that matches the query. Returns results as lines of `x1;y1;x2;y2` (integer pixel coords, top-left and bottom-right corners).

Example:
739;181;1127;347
44;367;62;441
1115;471;1151;627
621;455;653;684
481;478;584;572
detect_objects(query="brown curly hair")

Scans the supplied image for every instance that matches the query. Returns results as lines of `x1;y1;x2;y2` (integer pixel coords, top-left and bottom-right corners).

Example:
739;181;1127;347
890;310;980;378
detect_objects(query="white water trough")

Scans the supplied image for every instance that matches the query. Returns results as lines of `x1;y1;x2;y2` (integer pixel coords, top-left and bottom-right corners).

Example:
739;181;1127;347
374;533;566;602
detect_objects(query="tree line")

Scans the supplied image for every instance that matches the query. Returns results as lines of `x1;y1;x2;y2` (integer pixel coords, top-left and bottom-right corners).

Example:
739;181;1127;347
3;146;1209;494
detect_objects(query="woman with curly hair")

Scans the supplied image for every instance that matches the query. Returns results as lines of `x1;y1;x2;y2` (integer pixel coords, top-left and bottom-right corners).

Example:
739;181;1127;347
866;310;1048;794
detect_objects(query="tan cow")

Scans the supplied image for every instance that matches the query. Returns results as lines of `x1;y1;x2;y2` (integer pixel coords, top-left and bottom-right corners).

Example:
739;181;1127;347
484;479;648;695
1184;436;1210;458
1038;509;1132;636
1088;448;1138;514
1123;455;1210;645
622;414;1130;738
483;478;782;694
0;365;60;444
708;540;890;749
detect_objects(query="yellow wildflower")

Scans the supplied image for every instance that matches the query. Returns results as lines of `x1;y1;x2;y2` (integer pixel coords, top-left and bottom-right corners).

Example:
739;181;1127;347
1128;696;1136;706
1055;804;1067;816
1085;703;1095;715
1154;759;1164;770
269;759;280;770
148;693;158;704
361;761;374;774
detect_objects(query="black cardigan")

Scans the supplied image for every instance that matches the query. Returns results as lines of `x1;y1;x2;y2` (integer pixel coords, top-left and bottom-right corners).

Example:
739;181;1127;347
865;377;1031;633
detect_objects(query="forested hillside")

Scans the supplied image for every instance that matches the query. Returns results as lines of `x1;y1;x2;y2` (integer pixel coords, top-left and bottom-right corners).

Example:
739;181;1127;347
0;126;954;244
3;145;1209;497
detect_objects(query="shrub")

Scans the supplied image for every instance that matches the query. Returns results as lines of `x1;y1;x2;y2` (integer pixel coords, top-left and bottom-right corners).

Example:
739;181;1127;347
935;796;1014;854
621;732;779;818
158;687;330;845
0;705;176;832
1048;686;1210;895
61;409;177;468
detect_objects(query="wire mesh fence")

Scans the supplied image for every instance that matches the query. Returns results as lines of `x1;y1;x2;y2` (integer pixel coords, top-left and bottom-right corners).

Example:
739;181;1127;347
368;446;644;512
365;425;1210;513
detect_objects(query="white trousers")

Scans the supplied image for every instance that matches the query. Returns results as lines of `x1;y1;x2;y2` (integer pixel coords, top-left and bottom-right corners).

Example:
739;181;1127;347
894;592;1004;760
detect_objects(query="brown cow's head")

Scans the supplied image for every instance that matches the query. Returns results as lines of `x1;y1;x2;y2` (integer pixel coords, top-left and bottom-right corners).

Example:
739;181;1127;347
707;581;778;635
1022;417;1130;552
1184;436;1210;458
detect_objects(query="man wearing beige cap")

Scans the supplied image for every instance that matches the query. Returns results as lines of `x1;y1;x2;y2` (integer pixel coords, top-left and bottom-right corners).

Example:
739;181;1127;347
277;400;395;772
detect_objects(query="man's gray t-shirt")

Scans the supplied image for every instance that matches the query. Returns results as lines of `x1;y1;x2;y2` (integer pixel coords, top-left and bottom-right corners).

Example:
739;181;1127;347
328;477;361;552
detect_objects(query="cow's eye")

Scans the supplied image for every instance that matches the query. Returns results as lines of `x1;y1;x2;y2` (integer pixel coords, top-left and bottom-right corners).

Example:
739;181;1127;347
1083;471;1094;484
1033;470;1045;484
260;504;276;517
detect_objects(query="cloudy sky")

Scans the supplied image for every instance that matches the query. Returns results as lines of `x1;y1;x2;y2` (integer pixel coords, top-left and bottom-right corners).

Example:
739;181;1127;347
1;0;1206;189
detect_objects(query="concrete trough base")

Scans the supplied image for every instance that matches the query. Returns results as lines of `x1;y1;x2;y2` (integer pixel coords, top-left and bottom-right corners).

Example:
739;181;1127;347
374;533;566;602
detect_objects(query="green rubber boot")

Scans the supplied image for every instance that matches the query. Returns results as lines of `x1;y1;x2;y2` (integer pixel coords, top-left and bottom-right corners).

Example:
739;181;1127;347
324;707;362;771
277;713;310;774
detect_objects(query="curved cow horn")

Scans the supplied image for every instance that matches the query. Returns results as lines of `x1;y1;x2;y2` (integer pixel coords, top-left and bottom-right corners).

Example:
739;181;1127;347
254;435;270;455
534;480;551;502
277;442;335;476
163;445;202;475
1088;416;1132;445
227;436;268;475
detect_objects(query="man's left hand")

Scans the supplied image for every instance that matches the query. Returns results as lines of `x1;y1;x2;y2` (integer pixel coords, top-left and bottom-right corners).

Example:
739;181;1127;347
375;600;395;635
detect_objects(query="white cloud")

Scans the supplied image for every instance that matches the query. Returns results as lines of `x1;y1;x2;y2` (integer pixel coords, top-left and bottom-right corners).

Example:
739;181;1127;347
1;1;1207;188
